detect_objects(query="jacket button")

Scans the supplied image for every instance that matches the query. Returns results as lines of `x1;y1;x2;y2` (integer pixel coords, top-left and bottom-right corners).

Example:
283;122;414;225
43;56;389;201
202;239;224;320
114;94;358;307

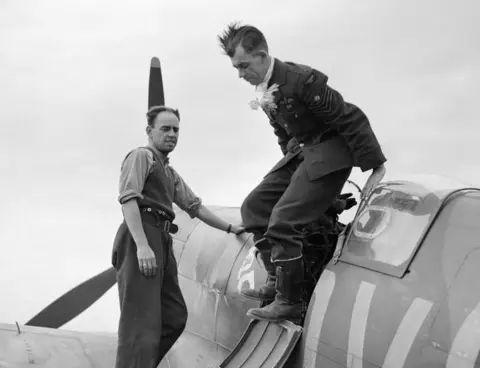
299;143;304;147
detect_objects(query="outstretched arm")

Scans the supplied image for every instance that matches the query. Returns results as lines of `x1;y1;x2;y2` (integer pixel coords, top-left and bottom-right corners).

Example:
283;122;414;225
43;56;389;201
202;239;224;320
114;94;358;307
361;163;386;200
196;204;245;235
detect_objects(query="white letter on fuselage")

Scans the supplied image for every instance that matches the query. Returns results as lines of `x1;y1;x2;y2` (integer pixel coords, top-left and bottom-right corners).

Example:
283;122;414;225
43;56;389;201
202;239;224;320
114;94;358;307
236;247;256;292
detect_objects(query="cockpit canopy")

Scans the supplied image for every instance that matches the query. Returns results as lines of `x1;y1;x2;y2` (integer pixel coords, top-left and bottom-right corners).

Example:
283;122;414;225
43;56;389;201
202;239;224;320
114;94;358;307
339;175;475;277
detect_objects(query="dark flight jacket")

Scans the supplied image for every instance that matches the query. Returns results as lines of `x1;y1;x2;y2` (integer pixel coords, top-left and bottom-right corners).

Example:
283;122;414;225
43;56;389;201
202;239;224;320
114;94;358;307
262;59;387;181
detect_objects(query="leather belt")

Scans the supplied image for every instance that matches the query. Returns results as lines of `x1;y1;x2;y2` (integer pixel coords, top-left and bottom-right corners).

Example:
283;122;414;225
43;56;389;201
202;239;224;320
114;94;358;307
140;207;178;234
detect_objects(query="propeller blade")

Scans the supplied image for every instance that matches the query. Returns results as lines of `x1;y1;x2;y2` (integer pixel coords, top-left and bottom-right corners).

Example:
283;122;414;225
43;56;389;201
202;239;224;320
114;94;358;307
148;56;165;108
25;267;117;329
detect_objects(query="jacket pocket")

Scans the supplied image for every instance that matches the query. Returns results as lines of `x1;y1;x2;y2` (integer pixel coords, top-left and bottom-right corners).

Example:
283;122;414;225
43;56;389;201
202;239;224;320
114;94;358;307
303;136;354;181
264;150;303;178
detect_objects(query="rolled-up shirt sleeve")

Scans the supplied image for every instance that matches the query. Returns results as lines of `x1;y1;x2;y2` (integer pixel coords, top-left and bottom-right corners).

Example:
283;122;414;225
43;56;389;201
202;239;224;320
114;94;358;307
118;148;154;204
170;167;202;218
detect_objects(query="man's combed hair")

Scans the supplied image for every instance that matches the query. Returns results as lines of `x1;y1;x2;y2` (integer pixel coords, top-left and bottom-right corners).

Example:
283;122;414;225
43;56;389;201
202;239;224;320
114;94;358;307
146;105;180;126
217;21;268;57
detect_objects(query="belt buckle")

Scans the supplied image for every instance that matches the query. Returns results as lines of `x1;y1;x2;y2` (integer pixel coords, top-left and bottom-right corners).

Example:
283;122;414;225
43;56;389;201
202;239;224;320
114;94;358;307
163;220;171;233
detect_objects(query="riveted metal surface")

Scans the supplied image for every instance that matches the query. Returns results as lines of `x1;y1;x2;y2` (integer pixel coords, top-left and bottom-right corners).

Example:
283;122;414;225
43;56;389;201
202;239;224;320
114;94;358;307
173;207;263;354
0;323;117;368
179;275;219;343
158;330;230;368
215;226;271;350
215;293;260;351
177;207;249;292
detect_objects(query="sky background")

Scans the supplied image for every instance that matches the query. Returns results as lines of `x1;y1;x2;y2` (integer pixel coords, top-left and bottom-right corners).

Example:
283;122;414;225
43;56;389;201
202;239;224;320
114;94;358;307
0;0;479;333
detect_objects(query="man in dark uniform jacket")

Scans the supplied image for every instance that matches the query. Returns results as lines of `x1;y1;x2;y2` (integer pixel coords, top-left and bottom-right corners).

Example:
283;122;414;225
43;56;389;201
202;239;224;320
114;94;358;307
218;23;387;322
111;105;244;368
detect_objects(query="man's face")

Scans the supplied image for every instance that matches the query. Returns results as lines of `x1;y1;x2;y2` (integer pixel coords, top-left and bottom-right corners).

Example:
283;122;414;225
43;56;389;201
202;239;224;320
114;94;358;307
230;45;270;86
147;111;179;153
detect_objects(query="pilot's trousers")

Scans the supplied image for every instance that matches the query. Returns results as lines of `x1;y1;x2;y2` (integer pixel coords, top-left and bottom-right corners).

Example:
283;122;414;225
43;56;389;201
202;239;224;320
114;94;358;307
241;155;352;262
111;220;187;368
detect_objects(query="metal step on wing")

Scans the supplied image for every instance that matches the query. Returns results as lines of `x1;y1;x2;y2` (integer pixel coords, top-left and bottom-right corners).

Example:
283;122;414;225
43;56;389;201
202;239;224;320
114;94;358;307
218;319;303;368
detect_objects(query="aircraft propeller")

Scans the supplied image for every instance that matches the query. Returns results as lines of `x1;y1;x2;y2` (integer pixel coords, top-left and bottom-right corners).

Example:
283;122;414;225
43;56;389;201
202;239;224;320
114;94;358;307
148;57;164;108
25;267;116;329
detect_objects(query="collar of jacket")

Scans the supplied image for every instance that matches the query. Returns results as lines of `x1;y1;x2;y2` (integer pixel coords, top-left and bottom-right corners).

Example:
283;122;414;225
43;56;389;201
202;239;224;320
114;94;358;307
268;58;288;88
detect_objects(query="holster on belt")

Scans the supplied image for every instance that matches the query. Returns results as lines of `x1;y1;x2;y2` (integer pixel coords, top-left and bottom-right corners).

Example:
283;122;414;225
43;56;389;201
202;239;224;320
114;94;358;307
140;207;179;234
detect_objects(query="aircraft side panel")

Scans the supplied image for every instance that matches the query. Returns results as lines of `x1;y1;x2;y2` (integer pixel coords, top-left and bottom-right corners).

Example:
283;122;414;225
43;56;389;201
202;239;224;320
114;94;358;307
176;207;246;344
298;191;480;368
177;276;219;343
308;263;435;368
219;233;265;350
164;207;263;365
177;207;246;291
427;193;480;368
299;242;442;368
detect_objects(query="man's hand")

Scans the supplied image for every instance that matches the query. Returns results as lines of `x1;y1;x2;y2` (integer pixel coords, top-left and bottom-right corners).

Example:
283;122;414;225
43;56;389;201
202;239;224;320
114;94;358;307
328;193;358;215
338;193;358;212
361;164;386;200
230;224;246;235
137;244;157;277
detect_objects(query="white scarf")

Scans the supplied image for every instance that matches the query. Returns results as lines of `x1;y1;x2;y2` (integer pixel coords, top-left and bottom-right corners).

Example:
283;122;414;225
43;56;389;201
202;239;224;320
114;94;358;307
255;56;275;94
249;57;278;111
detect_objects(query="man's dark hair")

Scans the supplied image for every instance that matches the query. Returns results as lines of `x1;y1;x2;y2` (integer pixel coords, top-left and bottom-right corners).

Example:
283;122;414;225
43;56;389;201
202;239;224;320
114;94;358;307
146;105;180;127
217;22;269;57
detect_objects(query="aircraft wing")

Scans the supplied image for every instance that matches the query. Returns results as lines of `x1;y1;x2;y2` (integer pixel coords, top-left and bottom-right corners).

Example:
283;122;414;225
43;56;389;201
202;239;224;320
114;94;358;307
0;322;117;367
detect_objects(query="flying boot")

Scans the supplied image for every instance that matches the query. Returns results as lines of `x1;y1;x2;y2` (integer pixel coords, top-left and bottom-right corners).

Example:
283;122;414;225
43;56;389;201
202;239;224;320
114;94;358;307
241;239;276;301
246;256;304;322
